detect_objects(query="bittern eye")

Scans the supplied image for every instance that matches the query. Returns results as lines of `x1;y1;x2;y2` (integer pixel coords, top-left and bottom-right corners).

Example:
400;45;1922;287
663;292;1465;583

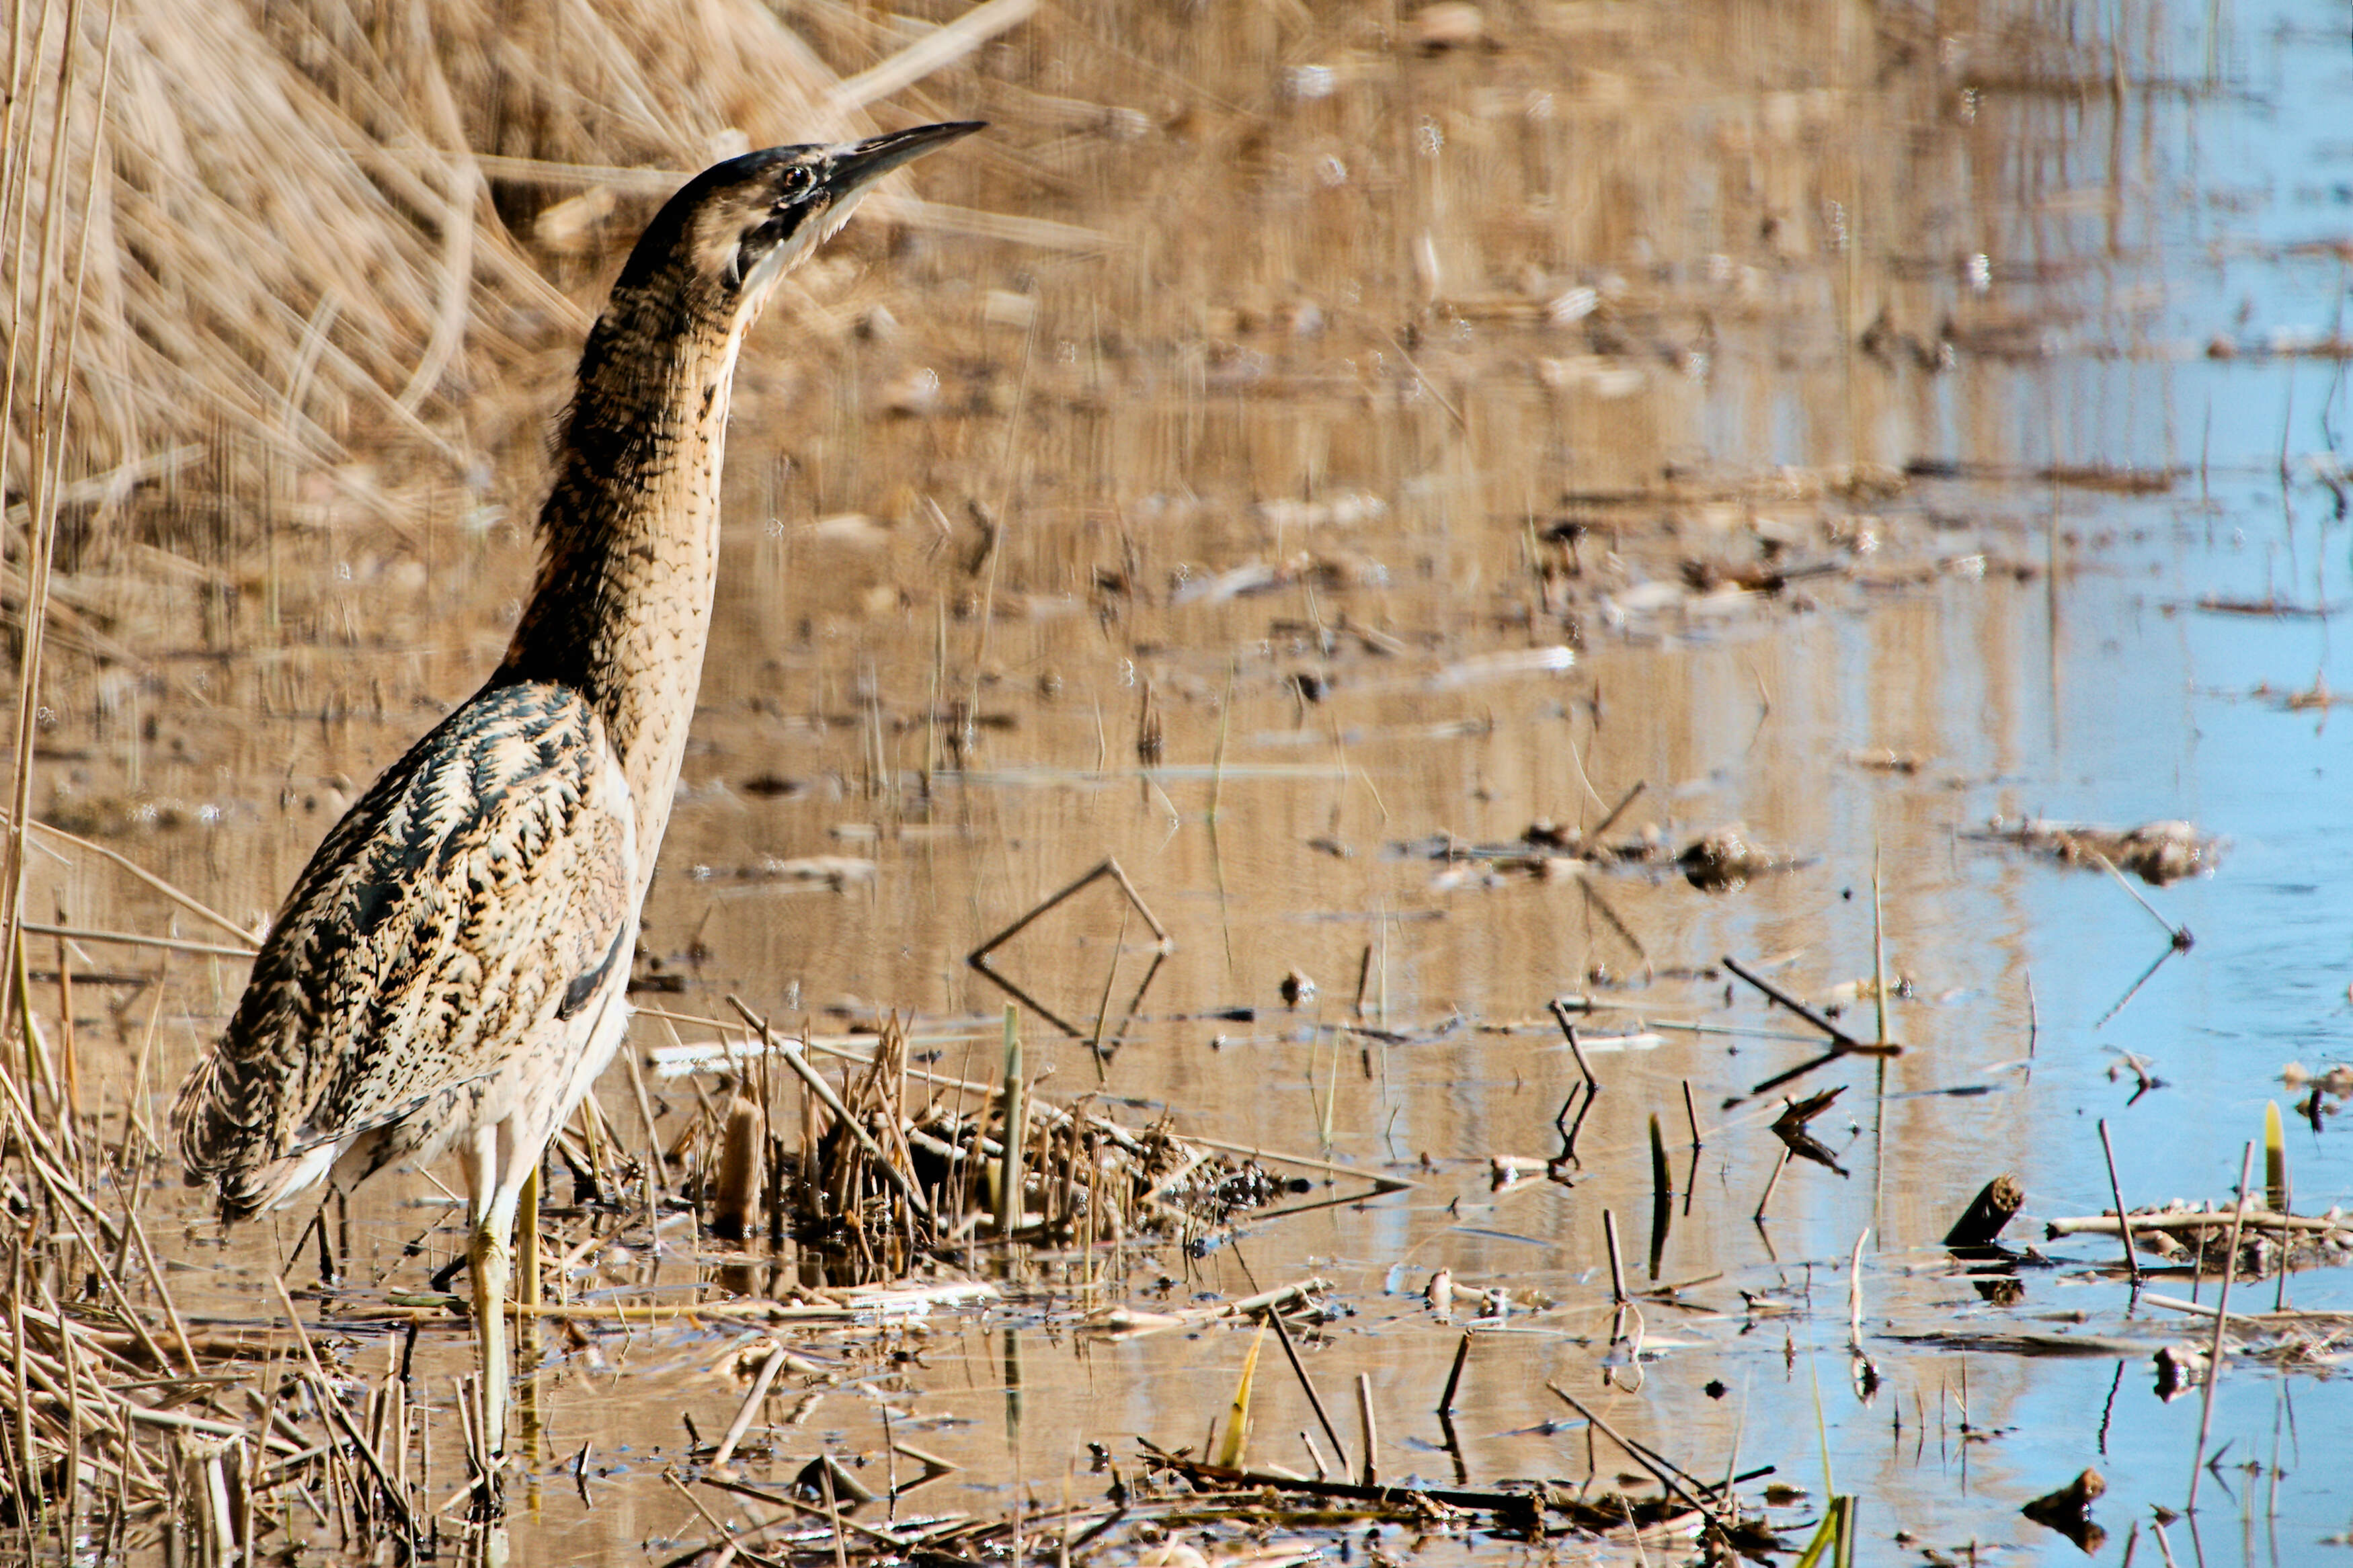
774;165;816;204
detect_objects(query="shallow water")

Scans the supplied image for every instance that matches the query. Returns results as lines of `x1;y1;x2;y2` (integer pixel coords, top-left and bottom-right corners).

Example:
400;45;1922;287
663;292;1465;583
17;0;2353;1560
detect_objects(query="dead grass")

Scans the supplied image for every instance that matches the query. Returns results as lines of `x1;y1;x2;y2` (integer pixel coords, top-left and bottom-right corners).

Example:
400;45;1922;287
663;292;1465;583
1;0;872;540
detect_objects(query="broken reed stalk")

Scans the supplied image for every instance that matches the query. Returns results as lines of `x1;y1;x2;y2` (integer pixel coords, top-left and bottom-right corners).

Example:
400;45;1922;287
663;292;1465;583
2096;1120;2140;1285
1871;844;1889;1046
2044;1210;2344;1239
966;858;1172;1039
1647;1115;1670;1214
1942;1174;2024;1248
1353;1373;1378;1487
1602;1210;1628;1304
2185;1141;2254;1513
1754;1148;1791;1223
713;1093;765;1241
1436;1331;1472;1417
997;1006;1023;1235
2089;850;2188;944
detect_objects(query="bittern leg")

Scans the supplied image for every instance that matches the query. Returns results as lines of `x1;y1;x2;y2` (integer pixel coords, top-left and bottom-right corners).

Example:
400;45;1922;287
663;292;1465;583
516;1163;543;1455
471;1214;512;1467
518;1163;542;1320
459;1126;515;1508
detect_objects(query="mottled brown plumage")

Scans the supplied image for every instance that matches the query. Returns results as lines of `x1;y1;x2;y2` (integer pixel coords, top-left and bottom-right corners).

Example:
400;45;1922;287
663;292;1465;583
173;684;634;1215
169;122;980;1482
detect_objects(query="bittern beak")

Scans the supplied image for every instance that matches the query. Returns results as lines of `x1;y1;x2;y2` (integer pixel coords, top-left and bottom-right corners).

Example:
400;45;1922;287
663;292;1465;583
820;121;987;202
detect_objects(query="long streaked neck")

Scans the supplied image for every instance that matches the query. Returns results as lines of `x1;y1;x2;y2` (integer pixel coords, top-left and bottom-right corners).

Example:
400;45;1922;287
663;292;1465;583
495;283;750;891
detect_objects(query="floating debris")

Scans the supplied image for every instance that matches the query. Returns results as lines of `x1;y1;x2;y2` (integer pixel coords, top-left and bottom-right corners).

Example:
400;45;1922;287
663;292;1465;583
2020;1466;2107;1554
1676;825;1796;891
2154;1343;2210;1399
2282;1061;2353;1099
2044;1201;2353;1276
1970;816;2220;884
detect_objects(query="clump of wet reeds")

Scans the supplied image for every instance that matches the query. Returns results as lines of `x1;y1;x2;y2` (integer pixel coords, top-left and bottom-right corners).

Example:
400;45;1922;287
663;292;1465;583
660;1007;1301;1272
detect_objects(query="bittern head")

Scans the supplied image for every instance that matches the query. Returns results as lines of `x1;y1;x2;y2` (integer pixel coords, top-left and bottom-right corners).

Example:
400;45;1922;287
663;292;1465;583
619;121;984;317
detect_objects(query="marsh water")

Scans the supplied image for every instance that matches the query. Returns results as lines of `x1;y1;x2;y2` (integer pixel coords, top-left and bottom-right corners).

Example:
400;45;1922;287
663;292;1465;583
17;0;2353;1561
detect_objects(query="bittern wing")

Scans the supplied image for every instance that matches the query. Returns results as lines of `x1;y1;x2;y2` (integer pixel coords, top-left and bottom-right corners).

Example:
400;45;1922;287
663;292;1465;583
173;680;635;1215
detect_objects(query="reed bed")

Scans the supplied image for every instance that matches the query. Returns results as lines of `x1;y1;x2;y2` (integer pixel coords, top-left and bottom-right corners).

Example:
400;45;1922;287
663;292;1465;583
0;0;902;540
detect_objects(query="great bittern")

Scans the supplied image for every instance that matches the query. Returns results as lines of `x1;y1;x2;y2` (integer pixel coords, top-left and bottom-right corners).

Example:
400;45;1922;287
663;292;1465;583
171;122;981;1496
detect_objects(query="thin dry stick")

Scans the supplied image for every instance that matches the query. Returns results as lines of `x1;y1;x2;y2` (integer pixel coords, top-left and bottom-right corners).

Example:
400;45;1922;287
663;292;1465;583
120;1200;200;1374
664;1469;746;1557
2186;1142;2255;1513
1846;1228;1870;1351
1722;956;1869;1052
699;1475;918;1554
967;858;1172;1039
9;1249;34;1522
2097;1119;2141;1287
1585;779;1646;841
1258;1305;1349;1471
1546;1383;1718;1526
0;1073;175;1372
0;0;97;1053
621;1036;668;1202
2044;1210;2343;1239
710;1346;787;1469
1602;1210;1628;1304
1181;1132;1415;1192
17;921;254;960
1548;1000;1599;1089
53;930;78;1128
824;0;1036;114
2089;850;2186;944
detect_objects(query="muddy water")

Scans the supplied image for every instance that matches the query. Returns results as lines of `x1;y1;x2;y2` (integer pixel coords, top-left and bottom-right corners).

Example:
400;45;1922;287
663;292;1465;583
19;0;2353;1559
